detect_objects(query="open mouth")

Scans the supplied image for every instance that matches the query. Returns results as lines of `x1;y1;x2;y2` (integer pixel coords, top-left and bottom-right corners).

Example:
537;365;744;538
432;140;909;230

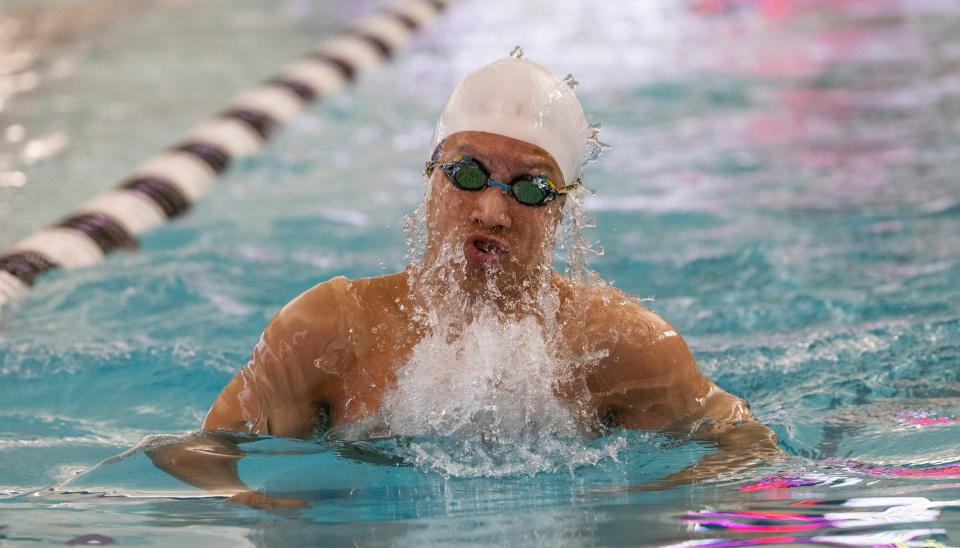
474;238;505;255
465;235;508;267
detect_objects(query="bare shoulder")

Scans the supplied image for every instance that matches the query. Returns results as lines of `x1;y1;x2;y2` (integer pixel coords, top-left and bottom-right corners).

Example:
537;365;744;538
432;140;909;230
202;275;373;435
560;280;709;428
280;275;354;327
273;272;403;329
591;286;692;378
347;271;410;306
247;275;366;386
555;278;758;432
599;285;668;329
556;277;675;346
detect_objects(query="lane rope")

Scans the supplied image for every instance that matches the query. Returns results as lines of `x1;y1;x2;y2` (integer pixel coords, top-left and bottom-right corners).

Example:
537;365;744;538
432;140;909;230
0;0;454;308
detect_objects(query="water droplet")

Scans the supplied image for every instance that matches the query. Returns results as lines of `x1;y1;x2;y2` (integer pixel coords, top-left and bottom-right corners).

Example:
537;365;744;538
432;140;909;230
509;45;524;58
563;74;579;90
583;124;611;165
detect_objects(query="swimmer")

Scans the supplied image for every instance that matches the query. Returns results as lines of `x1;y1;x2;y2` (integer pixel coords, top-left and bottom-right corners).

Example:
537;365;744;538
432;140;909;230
149;54;782;508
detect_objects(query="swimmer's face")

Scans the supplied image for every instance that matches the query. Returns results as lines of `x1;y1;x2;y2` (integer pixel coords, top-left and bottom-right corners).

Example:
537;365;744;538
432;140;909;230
424;131;566;283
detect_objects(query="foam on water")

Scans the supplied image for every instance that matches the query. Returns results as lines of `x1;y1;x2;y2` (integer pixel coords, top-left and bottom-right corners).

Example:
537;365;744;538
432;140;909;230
375;305;626;477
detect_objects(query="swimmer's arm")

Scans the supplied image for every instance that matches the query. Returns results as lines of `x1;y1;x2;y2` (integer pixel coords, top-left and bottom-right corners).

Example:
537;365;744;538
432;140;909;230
592;304;783;486
204;282;347;438
146;433;306;509
201;356;323;439
150;283;348;507
149;333;316;509
202;329;324;437
148;314;326;508
658;382;783;487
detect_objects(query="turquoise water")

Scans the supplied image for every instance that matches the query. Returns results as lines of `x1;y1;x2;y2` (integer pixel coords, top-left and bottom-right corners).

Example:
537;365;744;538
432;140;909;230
2;0;960;545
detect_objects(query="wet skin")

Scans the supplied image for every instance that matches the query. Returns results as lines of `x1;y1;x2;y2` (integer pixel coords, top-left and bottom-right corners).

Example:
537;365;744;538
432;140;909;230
149;131;782;507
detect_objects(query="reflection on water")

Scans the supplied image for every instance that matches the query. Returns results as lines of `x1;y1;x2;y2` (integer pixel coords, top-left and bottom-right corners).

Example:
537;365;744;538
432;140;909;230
675;497;957;547
1;0;960;546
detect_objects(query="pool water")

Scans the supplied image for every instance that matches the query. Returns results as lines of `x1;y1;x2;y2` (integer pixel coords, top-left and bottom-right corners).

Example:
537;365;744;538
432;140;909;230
2;0;960;546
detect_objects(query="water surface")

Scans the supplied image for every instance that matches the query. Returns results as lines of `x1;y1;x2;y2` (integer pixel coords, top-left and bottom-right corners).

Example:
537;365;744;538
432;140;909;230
2;0;960;546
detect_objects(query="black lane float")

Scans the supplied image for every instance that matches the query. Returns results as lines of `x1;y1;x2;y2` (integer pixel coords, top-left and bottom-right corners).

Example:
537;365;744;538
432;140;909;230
0;0;454;307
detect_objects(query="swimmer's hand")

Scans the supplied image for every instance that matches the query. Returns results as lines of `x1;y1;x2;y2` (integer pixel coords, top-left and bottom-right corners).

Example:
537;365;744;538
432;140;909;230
597;419;785;494
226;490;308;510
658;418;785;487
147;433;310;509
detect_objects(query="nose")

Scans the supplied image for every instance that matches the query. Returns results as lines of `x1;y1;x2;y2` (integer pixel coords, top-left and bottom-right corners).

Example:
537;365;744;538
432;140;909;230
470;185;512;231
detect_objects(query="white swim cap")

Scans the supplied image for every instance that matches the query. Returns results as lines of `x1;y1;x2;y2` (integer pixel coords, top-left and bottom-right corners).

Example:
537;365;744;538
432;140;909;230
430;55;589;184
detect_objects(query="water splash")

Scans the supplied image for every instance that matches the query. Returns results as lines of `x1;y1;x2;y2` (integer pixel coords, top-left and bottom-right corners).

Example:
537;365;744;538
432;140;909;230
583;123;612;166
376;305;621;476
556;185;602;287
388;144;618;476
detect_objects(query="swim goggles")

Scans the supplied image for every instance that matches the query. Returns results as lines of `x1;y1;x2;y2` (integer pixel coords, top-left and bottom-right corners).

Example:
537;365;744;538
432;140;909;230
424;155;579;207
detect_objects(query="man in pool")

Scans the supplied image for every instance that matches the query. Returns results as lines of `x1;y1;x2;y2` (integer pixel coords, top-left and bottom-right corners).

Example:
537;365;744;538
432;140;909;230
150;55;781;508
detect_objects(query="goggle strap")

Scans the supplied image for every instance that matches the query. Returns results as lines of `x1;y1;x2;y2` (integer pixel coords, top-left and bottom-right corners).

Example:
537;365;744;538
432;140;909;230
555;178;581;195
425;157;583;203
